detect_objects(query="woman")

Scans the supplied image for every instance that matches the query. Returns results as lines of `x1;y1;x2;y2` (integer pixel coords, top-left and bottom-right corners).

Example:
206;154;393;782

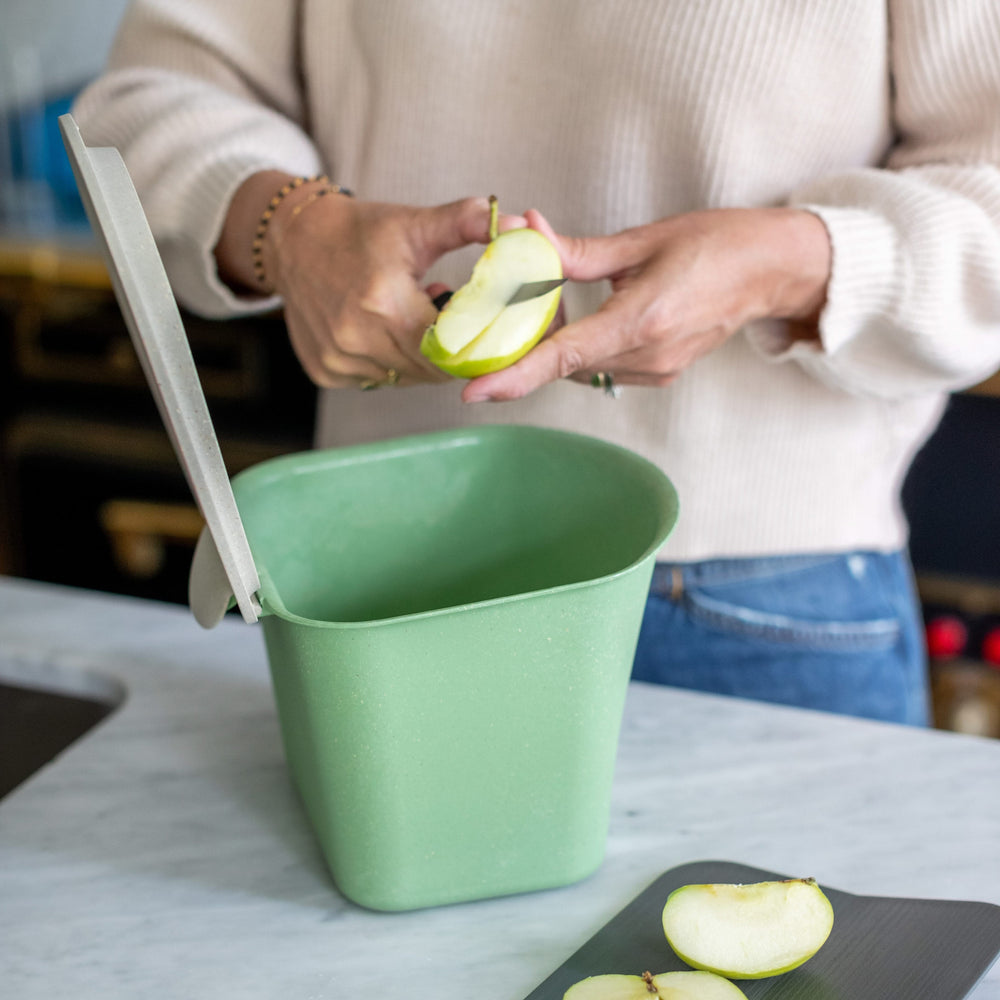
75;0;1000;724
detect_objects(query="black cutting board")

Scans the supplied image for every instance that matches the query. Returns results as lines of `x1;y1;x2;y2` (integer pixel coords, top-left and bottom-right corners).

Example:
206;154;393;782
523;861;1000;1000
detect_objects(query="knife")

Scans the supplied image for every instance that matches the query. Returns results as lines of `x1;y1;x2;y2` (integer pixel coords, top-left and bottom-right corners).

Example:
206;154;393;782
505;278;566;306
431;278;565;312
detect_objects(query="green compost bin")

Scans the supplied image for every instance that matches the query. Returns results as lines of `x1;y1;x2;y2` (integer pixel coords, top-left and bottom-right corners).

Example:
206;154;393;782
231;424;679;911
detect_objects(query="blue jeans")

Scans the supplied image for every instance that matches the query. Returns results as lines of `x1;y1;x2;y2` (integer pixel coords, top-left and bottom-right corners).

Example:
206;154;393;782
632;551;931;726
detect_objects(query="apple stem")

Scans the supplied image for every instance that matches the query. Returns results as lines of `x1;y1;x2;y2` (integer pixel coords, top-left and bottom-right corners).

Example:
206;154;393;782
488;194;499;241
642;971;657;994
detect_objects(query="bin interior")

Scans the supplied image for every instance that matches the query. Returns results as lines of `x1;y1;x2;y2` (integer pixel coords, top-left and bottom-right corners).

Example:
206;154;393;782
231;427;675;623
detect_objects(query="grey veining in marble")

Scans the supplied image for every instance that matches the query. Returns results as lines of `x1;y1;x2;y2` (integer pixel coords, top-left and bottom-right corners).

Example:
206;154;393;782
1;577;998;998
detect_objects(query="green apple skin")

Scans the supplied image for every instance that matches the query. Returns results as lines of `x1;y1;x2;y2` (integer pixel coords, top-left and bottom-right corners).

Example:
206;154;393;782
562;970;748;999
420;226;562;377
419;296;559;377
661;879;835;980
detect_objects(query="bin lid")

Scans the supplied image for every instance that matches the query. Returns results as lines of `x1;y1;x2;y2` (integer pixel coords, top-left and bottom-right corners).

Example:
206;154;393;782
58;113;260;625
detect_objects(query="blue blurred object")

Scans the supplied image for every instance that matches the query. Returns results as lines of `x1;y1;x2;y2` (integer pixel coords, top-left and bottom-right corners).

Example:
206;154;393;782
2;87;90;231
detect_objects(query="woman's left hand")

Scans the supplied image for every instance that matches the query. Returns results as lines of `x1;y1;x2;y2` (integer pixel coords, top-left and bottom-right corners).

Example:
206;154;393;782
462;206;832;402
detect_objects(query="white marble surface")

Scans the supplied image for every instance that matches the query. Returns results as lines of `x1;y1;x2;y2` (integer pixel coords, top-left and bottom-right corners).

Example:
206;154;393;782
1;575;999;999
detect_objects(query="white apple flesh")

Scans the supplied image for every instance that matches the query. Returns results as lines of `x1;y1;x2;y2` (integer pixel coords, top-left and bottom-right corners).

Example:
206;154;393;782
661;879;834;979
420;201;562;378
563;970;748;999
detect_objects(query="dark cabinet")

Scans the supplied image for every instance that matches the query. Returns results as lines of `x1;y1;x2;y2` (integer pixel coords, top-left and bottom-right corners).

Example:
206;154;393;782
0;235;316;605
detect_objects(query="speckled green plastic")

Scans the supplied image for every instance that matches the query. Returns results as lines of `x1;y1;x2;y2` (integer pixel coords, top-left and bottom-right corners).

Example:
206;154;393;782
230;425;678;911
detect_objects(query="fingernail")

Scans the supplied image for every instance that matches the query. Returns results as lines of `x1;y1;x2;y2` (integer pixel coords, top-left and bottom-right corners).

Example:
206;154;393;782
497;214;528;232
463;391;491;403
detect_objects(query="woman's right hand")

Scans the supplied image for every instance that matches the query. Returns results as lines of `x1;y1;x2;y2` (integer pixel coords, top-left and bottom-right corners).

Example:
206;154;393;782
216;172;497;388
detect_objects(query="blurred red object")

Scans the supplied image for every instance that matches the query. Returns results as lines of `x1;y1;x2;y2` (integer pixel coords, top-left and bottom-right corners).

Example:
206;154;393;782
925;615;968;659
981;626;1000;667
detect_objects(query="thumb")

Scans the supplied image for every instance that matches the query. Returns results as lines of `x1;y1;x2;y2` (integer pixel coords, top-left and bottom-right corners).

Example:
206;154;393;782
525;208;646;283
411;196;494;269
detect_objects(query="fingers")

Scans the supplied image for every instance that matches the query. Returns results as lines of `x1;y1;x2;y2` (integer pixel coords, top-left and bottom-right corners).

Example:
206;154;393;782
524;208;649;283
357;273;449;373
462;309;617;402
411;196;493;269
461;281;689;402
497;212;528;234
273;195;482;389
412;197;530;271
388;286;453;380
286;291;446;389
424;281;451;302
284;304;394;388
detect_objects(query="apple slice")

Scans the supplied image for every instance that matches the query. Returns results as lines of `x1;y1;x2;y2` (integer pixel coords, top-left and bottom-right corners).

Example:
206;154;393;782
563;970;748;999
661;879;834;979
420;198;562;377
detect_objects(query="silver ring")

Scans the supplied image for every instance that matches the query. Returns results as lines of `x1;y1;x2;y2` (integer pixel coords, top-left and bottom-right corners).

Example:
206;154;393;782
591;371;622;399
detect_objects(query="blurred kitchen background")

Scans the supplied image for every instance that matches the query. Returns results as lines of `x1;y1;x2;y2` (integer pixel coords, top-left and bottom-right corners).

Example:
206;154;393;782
1;2;998;738
0;2;317;600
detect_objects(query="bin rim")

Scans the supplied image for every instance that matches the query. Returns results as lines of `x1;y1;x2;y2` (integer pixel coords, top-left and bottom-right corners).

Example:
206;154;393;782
232;424;679;629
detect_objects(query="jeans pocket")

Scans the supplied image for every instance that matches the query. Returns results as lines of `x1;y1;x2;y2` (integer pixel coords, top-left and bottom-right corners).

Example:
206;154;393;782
676;554;902;653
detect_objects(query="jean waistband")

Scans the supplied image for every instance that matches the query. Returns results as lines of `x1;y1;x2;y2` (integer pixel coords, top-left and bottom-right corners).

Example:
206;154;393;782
650;551;904;598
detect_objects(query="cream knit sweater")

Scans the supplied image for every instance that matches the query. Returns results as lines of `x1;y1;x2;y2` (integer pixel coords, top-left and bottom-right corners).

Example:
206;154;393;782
75;0;1000;561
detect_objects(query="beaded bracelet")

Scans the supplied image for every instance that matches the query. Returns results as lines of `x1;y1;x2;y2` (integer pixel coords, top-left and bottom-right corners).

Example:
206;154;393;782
251;174;353;288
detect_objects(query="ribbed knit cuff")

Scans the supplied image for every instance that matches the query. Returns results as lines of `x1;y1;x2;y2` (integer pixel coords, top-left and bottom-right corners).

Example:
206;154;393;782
797;203;902;356
161;151;322;319
744;203;902;369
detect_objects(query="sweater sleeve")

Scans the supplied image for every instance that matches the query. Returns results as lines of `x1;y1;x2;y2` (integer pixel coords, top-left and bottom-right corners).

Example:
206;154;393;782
747;0;1000;400
72;0;323;318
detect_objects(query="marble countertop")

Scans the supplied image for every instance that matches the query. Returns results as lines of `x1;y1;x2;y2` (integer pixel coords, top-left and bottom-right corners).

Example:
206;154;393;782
1;576;999;998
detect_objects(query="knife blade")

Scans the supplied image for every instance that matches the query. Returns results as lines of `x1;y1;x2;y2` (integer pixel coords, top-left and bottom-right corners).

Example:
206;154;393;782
505;278;566;306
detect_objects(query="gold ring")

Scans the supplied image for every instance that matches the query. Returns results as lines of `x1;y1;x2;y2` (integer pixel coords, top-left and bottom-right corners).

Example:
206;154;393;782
360;368;400;391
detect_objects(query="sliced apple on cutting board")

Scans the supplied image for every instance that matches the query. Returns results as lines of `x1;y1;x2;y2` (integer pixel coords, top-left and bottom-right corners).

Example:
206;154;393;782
420;196;563;377
661;878;834;979
563;970;748;999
